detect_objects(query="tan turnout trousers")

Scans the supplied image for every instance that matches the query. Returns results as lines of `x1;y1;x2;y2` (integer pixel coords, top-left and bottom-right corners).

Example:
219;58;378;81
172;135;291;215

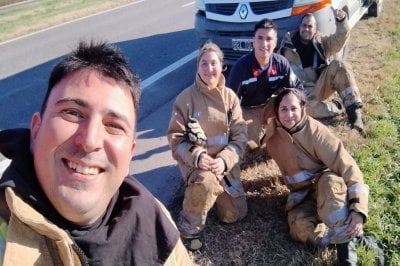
304;60;362;118
287;172;351;246
179;169;247;237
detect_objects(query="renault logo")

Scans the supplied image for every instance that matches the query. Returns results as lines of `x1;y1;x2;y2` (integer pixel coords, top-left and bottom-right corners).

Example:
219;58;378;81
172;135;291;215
239;4;248;19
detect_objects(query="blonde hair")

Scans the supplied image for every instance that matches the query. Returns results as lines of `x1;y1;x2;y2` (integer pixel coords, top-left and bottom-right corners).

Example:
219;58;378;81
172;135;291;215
197;41;224;67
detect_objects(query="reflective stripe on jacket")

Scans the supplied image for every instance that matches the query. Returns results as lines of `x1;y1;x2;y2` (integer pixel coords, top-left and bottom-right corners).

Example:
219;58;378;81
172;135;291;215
264;115;368;219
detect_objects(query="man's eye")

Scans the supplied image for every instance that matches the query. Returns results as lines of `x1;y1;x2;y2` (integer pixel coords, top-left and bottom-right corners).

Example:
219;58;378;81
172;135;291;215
106;123;121;129
61;109;83;121
105;122;125;134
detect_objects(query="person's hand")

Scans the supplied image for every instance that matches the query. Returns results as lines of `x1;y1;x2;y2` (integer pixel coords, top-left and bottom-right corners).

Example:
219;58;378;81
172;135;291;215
198;154;225;175
198;153;214;171
332;7;346;21
345;211;364;238
209;157;225;176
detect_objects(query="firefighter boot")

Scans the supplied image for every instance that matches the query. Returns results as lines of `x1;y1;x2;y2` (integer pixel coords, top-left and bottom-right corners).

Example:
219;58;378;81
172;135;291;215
181;234;202;251
357;235;385;266
346;105;364;132
337;236;385;266
336;239;358;266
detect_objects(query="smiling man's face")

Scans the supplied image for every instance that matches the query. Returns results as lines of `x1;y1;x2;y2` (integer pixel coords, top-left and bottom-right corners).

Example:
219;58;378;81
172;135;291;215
31;68;136;225
299;15;317;44
253;28;277;66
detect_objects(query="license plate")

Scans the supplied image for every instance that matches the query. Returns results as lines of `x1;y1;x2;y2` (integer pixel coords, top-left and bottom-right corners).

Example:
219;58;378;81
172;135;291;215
232;38;253;51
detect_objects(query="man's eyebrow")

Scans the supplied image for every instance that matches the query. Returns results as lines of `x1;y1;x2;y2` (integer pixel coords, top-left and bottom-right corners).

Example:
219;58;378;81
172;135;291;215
55;97;89;108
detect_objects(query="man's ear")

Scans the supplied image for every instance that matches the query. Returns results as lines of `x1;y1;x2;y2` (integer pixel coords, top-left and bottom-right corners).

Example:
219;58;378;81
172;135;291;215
130;141;136;158
30;112;42;148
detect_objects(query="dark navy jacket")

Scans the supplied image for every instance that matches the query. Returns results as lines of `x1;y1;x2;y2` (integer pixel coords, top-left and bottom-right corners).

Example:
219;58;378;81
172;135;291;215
228;52;303;108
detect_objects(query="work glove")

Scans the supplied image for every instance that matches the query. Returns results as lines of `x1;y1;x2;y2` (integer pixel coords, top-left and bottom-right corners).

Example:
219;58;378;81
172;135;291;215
184;116;207;146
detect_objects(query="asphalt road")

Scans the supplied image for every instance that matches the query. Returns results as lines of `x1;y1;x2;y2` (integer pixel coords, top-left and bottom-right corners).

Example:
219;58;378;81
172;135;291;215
0;0;198;206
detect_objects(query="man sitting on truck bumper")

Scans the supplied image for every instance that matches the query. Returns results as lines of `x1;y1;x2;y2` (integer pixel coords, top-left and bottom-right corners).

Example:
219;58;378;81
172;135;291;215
279;8;364;132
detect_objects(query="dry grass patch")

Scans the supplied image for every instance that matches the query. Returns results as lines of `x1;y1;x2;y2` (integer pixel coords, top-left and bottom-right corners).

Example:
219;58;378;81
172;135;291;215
188;149;338;265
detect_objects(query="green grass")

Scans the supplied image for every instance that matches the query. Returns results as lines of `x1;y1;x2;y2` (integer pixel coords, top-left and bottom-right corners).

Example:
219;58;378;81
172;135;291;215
0;0;131;42
354;26;400;265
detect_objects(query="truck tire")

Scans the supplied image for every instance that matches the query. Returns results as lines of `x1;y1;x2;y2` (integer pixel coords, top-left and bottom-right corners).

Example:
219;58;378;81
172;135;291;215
368;0;383;17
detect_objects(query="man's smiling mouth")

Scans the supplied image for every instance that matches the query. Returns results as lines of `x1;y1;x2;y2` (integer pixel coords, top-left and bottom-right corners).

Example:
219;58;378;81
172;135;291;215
66;160;101;175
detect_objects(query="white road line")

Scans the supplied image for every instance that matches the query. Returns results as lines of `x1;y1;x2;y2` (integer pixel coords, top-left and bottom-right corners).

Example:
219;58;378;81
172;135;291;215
0;158;11;174
182;1;195;8
141;50;197;90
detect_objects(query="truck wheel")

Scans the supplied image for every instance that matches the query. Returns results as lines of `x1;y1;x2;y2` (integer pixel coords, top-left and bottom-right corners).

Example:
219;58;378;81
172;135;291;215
368;0;383;17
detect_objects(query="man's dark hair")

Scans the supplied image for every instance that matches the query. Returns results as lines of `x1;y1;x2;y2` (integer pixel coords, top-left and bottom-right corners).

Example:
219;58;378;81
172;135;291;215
41;40;141;116
254;18;278;34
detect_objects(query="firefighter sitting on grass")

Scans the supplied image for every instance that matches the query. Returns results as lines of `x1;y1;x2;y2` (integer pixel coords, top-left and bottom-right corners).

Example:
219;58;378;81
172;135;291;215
263;88;384;265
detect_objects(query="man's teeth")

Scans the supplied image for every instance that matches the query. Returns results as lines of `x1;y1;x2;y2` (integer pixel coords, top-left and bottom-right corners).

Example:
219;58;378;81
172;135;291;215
67;161;100;175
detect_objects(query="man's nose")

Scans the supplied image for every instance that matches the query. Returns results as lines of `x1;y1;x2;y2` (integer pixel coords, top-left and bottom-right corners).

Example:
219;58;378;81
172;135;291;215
261;38;267;44
75;120;102;152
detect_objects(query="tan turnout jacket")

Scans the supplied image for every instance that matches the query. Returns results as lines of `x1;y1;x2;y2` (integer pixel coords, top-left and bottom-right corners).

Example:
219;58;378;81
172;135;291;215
264;115;368;219
167;74;247;184
0;188;191;266
280;18;350;86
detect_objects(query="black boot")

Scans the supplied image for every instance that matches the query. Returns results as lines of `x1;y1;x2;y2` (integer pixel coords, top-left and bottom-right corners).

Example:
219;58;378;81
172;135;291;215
357;235;385;266
336;240;358;266
346;105;364;132
337;236;385;266
181;233;203;251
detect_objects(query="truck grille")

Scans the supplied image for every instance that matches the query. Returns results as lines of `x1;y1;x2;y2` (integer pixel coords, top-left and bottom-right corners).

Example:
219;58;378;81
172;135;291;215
206;3;238;16
222;49;248;62
250;0;293;14
205;1;292;16
218;30;253;37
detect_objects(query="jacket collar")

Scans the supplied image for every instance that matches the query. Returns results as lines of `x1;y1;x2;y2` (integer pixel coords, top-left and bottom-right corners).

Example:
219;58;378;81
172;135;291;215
266;113;308;137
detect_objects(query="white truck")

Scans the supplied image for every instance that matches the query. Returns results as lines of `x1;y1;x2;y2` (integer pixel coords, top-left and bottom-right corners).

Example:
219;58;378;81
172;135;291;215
194;0;383;65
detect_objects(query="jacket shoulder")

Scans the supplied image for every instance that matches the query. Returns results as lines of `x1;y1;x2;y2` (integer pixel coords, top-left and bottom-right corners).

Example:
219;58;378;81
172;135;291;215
303;117;341;147
174;84;197;103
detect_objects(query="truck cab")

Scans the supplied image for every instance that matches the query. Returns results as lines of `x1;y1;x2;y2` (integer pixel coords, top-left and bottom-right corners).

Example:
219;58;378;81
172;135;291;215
194;0;383;65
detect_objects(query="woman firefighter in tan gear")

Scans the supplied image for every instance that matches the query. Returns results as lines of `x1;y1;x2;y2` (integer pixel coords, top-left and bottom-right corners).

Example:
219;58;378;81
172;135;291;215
167;42;248;251
263;88;383;265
